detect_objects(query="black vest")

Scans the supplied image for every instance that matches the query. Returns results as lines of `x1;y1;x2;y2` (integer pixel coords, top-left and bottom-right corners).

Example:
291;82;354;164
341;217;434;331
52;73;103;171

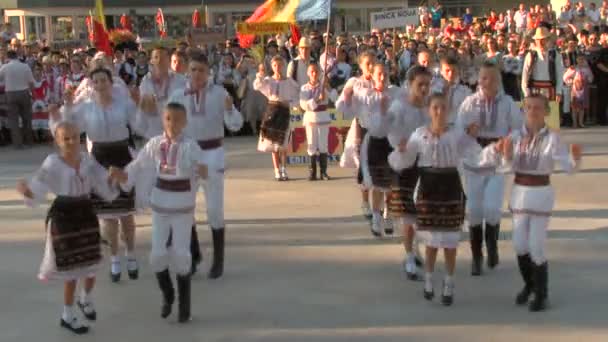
528;49;557;87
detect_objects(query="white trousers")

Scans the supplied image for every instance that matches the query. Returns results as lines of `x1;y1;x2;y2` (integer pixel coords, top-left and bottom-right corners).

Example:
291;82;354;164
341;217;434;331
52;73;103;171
200;168;224;229
512;214;549;265
464;171;505;226
305;123;329;156
150;212;193;275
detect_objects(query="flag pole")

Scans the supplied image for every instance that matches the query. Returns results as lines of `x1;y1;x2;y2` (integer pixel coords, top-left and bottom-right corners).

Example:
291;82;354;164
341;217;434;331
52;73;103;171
322;0;332;88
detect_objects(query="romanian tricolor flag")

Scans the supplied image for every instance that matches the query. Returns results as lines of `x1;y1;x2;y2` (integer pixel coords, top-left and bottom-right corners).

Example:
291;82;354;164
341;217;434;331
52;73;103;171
237;0;330;48
92;0;112;55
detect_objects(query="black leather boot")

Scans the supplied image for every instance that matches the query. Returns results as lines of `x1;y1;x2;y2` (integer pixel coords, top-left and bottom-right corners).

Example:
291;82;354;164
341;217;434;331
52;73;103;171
319;153;331;180
155;269;175;319
516;254;533;305
190;224;202;275
470;225;483;276
308;155;317;181
529;262;548;312
486;223;500;269
208;228;225;279
176;274;191;323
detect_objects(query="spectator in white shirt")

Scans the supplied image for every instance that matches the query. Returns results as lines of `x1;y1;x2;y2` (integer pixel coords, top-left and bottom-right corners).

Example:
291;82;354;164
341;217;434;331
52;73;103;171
0;50;35;148
514;3;529;34
588;2;601;27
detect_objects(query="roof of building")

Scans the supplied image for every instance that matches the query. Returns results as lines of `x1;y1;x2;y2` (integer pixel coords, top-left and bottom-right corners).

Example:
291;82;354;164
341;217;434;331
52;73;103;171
0;0;248;8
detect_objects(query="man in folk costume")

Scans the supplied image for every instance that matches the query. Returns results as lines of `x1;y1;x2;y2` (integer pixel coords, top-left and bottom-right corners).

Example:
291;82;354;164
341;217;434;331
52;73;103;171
521;27;565;104
457;62;523;276
137;47;206;273
168;53;243;279
287;37;317;88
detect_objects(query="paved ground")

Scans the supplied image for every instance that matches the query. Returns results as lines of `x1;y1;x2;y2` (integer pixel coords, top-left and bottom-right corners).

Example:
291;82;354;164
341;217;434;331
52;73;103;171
1;127;608;341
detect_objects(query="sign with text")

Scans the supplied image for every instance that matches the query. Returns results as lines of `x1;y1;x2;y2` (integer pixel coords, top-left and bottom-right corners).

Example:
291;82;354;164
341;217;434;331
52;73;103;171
235;22;290;35
188;27;226;45
370;8;419;30
287;108;351;165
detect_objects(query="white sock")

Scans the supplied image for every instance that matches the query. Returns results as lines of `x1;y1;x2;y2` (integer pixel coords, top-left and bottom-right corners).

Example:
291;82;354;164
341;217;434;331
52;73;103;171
424;272;433;291
407;252;415;263
80;290;92;304
62;305;74;322
111;255;121;274
372;211;381;221
444;275;454;285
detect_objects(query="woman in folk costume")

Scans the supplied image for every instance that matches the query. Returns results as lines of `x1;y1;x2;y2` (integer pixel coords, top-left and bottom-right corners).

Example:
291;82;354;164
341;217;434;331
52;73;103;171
347;63;395;237
487;94;582;312
215;53;241;108
254;55;299;181
456;62;522;276
384;66;432;279
336;51;376;220
110;103;209;323
388;94;493;306
50;67;140;283
168;53;243;279
300;63;338;181
16;121;119;334
73;53;130;105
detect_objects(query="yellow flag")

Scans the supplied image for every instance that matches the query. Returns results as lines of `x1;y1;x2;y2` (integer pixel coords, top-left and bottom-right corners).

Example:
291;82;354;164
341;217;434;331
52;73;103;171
268;0;298;23
95;0;106;29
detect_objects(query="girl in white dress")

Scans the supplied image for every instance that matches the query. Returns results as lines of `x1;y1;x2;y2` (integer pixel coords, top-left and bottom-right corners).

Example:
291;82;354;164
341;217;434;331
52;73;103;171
16;121;118;334
389;94;489;306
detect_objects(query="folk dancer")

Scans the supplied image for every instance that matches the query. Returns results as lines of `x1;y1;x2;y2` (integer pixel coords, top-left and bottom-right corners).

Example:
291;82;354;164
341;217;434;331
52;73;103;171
336;51;376;219
389;94;493;306
385;66;432;278
299;63;338;181
110;103;209;322
50;68;140;283
17;121;119;334
457;62;522;276
168;54;243;279
254;55;299;181
488;94;582;312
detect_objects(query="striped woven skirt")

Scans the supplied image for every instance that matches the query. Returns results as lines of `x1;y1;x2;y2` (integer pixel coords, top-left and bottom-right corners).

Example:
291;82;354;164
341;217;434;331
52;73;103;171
365;136;393;190
388;163;419;217
415;167;466;232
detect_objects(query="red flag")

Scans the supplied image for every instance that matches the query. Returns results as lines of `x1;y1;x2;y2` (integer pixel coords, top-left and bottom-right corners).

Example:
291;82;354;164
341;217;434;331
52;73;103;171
120;14;132;31
237;0;278;48
156;8;167;38
192;9;201;28
290;24;301;46
93;19;112;56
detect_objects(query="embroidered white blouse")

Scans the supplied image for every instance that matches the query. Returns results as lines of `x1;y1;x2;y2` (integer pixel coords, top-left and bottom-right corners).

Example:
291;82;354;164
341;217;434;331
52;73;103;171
56;95;138;143
299;83;338;125
253;76;299;105
25;153;118;205
137;72;188;139
122;134;206;213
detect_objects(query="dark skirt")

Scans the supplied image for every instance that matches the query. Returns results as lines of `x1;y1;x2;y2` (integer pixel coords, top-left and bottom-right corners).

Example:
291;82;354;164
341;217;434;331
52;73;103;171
415;167;466;232
90;140;135;215
260;103;291;145
356;125;368;185
46;196;101;272
366;136;393;189
388;161;419;217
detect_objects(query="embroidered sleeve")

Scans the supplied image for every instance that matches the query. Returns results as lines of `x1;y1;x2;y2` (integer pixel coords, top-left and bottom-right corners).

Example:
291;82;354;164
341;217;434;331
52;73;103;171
388;129;420;171
551;133;580;174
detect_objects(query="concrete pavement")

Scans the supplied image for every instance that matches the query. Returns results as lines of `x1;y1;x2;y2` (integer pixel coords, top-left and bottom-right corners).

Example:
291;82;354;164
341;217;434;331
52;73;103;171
0;127;607;341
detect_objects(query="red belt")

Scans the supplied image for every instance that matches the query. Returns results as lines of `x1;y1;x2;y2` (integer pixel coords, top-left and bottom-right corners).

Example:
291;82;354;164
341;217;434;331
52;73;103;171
314;105;328;112
514;173;550;187
197;138;223;150
476;137;500;148
155;178;191;192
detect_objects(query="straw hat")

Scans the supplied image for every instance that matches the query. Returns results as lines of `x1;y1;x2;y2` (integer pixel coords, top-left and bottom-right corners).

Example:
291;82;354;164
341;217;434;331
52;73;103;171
298;37;312;48
533;27;551;40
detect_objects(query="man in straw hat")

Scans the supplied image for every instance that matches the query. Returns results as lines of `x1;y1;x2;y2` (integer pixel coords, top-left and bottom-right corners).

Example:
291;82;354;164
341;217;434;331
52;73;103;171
522;26;564;103
287;37;317;87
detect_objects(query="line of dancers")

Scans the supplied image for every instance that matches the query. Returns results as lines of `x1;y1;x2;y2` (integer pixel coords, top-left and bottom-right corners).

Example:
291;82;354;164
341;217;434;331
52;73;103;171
15;50;582;335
